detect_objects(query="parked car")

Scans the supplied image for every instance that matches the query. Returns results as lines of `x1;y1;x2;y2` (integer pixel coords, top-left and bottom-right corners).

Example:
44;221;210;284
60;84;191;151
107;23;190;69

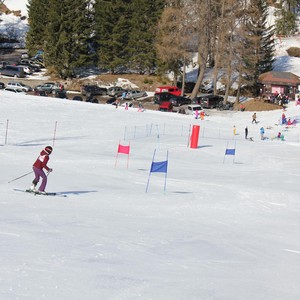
21;52;29;59
0;82;5;89
216;102;234;111
107;86;126;97
155;85;182;96
72;96;83;101
20;59;45;69
81;85;107;96
34;82;59;93
7;81;32;92
0;65;26;78
18;62;41;72
192;95;224;108
169;96;191;106
16;65;32;75
124;90;147;100
184;104;204;116
153;92;175;104
158;101;173;112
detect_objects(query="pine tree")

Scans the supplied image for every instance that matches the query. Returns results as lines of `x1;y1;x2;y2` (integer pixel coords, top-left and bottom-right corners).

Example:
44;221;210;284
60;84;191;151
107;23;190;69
44;0;94;78
129;0;164;74
274;0;300;35
26;0;49;56
243;0;275;94
94;0;132;73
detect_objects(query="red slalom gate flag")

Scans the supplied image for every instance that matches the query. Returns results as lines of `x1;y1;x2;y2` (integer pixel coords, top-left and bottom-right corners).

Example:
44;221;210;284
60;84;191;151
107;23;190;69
118;144;130;154
115;142;130;168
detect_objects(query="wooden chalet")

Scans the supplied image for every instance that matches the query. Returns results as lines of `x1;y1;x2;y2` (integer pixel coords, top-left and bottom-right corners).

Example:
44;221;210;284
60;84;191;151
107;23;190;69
258;71;300;100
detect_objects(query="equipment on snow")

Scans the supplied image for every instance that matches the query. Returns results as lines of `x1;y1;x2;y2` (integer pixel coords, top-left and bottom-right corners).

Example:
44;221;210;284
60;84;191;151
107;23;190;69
14;189;67;197
8;171;33;183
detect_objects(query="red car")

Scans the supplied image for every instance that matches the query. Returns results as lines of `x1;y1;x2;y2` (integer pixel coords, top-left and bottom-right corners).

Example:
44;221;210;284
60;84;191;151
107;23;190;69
155;85;182;96
158;101;173;112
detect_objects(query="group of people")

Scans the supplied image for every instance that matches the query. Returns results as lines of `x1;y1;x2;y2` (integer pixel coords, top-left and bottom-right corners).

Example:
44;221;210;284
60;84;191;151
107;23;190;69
281;112;296;125
265;91;289;106
195;110;205;120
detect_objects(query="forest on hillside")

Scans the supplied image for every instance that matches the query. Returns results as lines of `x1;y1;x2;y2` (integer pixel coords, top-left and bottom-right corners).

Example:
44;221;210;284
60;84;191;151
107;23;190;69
5;0;300;99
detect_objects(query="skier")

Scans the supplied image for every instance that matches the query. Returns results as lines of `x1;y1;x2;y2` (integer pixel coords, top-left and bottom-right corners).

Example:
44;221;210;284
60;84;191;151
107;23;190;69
245;126;248;139
29;146;53;194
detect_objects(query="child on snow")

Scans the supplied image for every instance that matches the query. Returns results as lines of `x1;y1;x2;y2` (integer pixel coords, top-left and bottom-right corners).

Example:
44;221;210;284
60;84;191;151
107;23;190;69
30;146;53;194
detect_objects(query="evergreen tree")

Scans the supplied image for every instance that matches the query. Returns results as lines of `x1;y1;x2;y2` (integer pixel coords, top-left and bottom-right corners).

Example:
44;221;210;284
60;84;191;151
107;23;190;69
44;0;94;78
275;0;300;35
26;0;49;56
129;0;164;74
243;0;275;94
94;0;132;73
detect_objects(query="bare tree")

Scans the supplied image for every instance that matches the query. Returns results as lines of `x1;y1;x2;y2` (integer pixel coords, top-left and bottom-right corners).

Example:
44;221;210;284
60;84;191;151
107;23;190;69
190;0;214;99
156;0;194;94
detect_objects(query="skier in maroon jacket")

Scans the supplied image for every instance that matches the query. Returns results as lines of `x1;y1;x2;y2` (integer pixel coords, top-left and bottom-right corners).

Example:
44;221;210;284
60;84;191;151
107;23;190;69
30;146;53;194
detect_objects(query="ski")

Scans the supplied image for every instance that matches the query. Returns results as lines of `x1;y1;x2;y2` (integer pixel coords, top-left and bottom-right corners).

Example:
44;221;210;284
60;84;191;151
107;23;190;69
14;189;67;197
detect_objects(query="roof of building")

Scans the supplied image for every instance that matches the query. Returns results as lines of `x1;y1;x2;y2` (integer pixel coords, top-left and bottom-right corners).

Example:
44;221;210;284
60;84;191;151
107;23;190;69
258;71;300;86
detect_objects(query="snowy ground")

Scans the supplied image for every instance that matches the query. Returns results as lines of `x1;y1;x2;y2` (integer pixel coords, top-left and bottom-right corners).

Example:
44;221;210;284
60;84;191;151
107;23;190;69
1;91;300;299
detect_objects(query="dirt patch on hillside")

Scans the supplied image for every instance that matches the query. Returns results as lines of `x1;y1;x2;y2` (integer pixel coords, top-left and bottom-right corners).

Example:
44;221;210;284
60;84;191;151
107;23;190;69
236;98;283;112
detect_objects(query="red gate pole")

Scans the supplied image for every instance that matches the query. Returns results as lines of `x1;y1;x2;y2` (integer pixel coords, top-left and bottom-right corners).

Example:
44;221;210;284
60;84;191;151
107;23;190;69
190;125;200;149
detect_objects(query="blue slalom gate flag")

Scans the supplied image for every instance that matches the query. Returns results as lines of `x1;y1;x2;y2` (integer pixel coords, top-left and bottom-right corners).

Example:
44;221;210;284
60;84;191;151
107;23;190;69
150;160;168;173
225;148;235;155
146;149;169;192
223;141;236;164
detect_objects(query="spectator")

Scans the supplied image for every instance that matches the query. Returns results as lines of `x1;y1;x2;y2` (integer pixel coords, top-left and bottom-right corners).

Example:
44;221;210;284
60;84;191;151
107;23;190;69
252;113;257;124
260;127;265;140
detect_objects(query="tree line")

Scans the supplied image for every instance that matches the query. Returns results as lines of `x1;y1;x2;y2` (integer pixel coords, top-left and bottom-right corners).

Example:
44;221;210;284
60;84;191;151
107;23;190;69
25;0;300;100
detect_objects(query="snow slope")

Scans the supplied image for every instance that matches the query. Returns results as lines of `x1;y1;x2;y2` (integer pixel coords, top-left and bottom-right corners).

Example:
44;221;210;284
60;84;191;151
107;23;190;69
1;90;300;299
4;0;28;16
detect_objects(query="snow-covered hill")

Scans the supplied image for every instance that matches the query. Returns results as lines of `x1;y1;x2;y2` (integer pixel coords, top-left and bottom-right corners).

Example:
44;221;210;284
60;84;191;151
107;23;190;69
1;84;300;299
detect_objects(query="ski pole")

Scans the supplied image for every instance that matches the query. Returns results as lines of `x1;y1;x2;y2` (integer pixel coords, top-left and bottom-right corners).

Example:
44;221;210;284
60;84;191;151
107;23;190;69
8;171;33;183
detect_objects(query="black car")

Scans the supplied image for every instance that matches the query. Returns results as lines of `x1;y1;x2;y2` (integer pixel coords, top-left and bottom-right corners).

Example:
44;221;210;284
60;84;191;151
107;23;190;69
81;85;107;96
192;95;224;108
216;102;234;110
0;82;5;89
169;96;191;106
153;92;176;104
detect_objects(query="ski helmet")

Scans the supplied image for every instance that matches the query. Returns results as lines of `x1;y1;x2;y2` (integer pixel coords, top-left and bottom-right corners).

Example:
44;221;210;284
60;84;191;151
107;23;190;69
45;146;53;154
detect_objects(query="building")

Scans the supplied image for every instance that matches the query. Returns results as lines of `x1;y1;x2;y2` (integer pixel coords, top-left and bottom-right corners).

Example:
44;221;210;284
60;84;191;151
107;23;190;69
258;71;300;100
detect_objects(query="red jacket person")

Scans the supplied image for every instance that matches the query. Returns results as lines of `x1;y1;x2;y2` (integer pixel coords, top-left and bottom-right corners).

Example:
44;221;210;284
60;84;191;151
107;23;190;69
30;146;53;194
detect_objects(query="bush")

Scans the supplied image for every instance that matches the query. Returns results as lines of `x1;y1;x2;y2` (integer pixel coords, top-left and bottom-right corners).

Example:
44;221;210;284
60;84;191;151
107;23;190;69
144;78;154;85
287;47;300;57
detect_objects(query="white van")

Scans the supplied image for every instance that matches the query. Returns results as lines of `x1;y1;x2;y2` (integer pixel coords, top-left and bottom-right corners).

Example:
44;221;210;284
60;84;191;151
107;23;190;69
185;104;203;115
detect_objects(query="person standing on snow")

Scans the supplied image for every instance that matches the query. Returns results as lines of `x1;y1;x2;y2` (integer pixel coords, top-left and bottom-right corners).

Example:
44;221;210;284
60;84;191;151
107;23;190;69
252;113;257;124
245;126;248;139
29;146;53;194
260;127;265;140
